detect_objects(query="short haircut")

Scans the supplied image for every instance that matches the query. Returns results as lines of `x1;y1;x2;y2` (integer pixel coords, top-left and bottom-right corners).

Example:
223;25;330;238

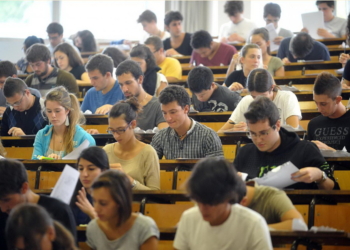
92;170;132;227
313;72;342;99
0;159;28;199
158;85;191;109
316;0;335;8
116;60;144;80
102;47;127;68
290;33;314;59
53;42;83;69
137;10;157;23
26;44;51;63
129;45;158;71
224;1;244;16
263;3;281;18
187;66;214;93
164;11;183;26
3;77;28;98
24;36;44;51
190;30;213;49
144;36;164;52
0;61;17;78
85;54;114;76
187;157;246;205
46;22;63;35
244;96;280;126
247;68;274;93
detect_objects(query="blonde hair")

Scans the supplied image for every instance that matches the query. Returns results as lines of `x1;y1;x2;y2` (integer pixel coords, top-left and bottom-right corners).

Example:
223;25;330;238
45;86;85;154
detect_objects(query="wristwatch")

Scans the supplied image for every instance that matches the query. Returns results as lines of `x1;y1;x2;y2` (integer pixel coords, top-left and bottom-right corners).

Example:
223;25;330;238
315;171;327;184
131;179;137;188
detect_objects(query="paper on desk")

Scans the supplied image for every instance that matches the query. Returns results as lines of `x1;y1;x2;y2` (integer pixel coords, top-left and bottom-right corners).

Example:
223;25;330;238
253;161;299;189
301;11;325;39
266;23;279;52
50;165;79;204
62;139;90;160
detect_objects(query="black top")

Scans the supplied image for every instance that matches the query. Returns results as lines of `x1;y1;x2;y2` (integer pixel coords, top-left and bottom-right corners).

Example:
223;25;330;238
0;195;77;250
234;127;339;190
1;95;47;138
163;32;193;56
143;66;161;95
307;110;350;152
224;70;247;88
343;60;350;81
70;65;86;80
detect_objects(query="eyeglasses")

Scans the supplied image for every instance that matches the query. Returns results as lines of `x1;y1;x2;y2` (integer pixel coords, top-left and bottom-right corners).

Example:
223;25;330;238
247;125;276;139
48;35;60;41
6;92;26;107
107;122;132;135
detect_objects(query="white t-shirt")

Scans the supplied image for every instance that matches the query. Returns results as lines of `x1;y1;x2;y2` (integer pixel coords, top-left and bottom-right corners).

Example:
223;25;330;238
173;204;273;250
229;90;302;124
325;16;347;38
218;18;257;42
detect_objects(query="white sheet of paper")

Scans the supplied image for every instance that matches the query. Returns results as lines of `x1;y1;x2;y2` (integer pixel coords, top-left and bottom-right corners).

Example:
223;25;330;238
62;139;90;160
50;165;79;204
301;11;325;39
253;161;299;189
292;218;308;231
266;23;279;52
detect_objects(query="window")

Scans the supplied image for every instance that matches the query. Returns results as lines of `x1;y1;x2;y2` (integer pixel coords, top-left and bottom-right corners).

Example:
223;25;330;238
60;1;165;40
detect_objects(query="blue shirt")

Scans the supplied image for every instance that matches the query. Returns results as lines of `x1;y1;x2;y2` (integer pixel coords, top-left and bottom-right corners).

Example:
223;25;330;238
81;80;124;113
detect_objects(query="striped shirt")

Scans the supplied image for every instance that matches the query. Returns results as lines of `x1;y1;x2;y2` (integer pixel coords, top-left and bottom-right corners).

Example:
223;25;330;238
150;120;223;159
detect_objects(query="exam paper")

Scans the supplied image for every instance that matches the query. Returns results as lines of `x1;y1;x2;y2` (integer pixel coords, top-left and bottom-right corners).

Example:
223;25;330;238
50;165;79;204
266;23;279;52
301;11;325;39
253;161;299;189
62;139;90;160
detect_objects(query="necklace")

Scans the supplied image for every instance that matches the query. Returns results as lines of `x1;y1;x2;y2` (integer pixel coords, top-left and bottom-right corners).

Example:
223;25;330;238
178;119;193;140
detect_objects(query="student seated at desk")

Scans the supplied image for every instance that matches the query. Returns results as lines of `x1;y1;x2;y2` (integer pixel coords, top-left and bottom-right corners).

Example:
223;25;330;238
233;96;338;190
250;28;284;76
86;170;159;250
224;44;262;91
74;30;97;53
137;10;170;43
71;147;109;226
187;66;241;112
277;32;330;63
103;99;160;190
1;77;46;136
308;72;350;152
145;36;182;81
53;42;90;82
102;46;127;80
82;54;124;114
190;30;237;66
0;159;77;250
218;68;301;132
130;45;168;96
6;204;78;250
173;157;272;250
241;181;305;230
16;35;44;74
24;44;78;96
151;85;223;159
163;11;193;56
32;86;96;160
263;3;293;46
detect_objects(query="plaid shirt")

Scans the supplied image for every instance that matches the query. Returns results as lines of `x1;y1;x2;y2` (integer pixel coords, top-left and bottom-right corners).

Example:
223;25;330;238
150;120;223;159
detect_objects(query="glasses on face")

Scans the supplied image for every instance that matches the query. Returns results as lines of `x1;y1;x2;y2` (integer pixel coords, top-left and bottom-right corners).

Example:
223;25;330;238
107;122;132;135
264;18;279;24
49;35;60;41
247;125;276;140
6;92;26;107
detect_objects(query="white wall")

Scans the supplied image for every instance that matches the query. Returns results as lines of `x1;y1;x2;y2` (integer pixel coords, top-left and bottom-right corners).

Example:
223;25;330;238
0;38;26;63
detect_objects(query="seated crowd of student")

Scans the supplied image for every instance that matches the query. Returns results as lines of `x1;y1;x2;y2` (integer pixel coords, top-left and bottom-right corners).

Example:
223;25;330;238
0;0;349;249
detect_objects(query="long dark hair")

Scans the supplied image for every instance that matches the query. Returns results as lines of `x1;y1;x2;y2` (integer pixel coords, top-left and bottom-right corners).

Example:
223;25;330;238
77;30;97;52
130;45;158;72
53;42;84;68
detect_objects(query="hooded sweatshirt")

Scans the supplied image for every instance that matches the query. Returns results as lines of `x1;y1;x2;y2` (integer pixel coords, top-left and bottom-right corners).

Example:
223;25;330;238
234;127;338;190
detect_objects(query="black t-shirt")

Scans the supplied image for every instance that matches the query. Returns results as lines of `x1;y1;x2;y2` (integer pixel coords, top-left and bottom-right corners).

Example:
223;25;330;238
307;110;350;152
0;195;77;250
224;70;247;88
191;83;241;112
163;33;193;56
343;60;350;81
70;65;86;80
1;95;47;138
234;128;339;190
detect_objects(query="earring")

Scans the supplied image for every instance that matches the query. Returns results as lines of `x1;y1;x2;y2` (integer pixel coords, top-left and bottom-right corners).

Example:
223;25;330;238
65;117;70;126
